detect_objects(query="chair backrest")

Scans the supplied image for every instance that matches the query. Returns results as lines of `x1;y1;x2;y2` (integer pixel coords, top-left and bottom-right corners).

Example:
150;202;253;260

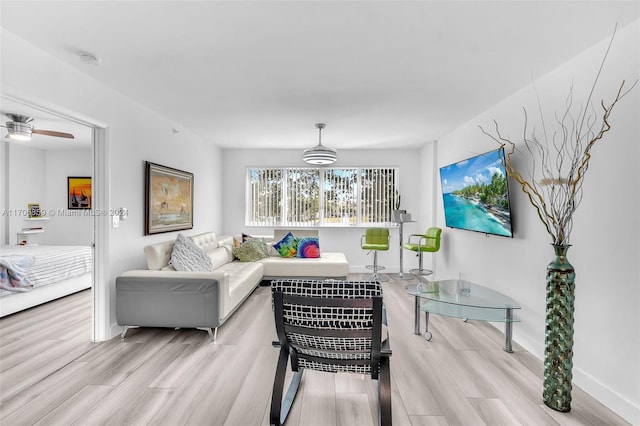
271;279;384;377
364;228;390;246
424;227;442;251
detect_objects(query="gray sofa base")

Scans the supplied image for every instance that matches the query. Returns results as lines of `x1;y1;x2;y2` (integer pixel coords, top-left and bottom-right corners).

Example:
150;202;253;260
120;325;218;341
116;276;224;342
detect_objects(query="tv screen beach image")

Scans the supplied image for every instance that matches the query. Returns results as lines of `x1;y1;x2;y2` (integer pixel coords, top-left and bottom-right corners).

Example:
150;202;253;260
439;148;513;237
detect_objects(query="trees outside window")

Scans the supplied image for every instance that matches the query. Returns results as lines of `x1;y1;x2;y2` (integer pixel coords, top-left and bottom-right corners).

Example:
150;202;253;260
247;167;398;227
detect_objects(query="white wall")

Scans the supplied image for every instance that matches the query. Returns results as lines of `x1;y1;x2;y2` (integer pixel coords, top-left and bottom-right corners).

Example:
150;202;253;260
435;21;639;423
6;144;47;244
1;28;223;337
43;149;93;245
221;148;426;273
5;144;94;245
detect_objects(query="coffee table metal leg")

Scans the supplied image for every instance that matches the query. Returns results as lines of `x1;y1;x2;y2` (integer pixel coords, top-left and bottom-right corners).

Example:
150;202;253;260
424;311;432;341
414;295;420;335
504;308;514;353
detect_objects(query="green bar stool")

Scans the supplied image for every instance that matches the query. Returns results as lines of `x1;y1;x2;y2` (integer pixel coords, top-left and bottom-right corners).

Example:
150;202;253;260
361;228;390;282
403;227;442;279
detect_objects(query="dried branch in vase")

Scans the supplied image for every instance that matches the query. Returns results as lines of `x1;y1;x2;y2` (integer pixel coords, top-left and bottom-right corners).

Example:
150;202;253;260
480;31;637;246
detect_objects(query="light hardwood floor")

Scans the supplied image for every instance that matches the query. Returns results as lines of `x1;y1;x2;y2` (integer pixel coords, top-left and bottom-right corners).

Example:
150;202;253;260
0;274;629;425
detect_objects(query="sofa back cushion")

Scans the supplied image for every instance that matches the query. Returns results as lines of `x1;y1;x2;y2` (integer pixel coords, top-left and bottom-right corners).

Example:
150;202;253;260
191;232;219;252
144;240;176;270
143;232;220;270
209;246;233;269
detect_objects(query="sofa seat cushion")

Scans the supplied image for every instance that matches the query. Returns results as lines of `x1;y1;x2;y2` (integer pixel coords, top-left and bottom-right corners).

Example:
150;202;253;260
259;252;348;279
214;261;264;317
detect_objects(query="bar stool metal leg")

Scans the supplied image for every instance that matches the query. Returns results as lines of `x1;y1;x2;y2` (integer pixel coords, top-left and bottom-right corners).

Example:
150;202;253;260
367;251;388;282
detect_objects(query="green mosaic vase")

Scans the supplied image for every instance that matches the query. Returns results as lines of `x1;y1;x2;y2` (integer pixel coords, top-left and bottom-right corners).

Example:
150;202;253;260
543;244;575;412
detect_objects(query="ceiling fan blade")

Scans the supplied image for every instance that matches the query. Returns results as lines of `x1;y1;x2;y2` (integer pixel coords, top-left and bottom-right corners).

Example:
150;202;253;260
32;129;75;139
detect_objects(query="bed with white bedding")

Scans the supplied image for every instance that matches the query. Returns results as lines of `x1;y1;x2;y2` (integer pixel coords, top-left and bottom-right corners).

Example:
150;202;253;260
0;245;92;317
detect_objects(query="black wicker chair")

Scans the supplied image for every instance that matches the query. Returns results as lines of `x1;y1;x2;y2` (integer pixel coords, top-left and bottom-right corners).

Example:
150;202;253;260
270;279;392;426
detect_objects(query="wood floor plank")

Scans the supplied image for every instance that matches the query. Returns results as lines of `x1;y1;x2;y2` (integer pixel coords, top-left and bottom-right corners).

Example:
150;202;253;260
336;393;374;426
1;337;66;372
416;349;487;426
461;347;557;425
297;370;337;426
429;348;498;399
408;415;450;425
0;290;89;332
335;371;367;394
223;346;279;425
467;397;522;425
0;339;96;403
113;387;177;426
389;372;414;426
0;361;91;424
147;341;216;389
147;343;234;425
0;275;631;426
390;348;441;415
0;294;90;342
79;342;190;424
34;384;114;426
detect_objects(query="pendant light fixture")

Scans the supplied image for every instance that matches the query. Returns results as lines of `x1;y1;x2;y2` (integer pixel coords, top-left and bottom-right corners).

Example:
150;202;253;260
303;123;337;165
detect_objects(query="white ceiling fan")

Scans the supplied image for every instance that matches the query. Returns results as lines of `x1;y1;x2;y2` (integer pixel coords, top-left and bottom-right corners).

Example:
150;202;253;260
1;113;75;141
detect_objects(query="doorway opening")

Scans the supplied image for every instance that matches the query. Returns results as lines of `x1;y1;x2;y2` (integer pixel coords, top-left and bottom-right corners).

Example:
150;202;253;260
0;94;109;341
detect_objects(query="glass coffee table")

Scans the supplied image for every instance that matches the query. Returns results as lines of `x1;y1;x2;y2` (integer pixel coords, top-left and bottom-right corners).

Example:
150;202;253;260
405;279;520;352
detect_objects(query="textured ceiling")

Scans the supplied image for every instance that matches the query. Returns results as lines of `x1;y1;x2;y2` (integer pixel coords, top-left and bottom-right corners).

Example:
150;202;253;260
1;1;638;150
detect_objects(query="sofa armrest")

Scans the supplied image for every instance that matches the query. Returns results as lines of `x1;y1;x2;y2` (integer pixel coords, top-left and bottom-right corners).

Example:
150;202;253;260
117;270;231;326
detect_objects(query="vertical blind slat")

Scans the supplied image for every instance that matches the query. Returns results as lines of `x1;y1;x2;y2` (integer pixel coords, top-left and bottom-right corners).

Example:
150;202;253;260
247;167;397;226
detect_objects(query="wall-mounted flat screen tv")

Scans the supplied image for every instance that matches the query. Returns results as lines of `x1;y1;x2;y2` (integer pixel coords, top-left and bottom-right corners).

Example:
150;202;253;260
439;147;513;238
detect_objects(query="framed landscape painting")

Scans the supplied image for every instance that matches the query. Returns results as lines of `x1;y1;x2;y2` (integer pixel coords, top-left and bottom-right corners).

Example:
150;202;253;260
144;161;194;235
68;176;92;209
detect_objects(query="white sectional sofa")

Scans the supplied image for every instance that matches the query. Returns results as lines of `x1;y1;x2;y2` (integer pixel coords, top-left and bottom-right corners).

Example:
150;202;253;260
116;230;349;341
259;229;349;280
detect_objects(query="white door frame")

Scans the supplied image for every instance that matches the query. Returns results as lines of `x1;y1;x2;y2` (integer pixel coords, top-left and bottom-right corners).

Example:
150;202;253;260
92;126;110;341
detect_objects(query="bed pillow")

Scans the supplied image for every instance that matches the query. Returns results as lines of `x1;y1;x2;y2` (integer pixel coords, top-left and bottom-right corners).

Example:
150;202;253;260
296;237;320;258
170;233;214;272
233;238;270;262
273;231;298;258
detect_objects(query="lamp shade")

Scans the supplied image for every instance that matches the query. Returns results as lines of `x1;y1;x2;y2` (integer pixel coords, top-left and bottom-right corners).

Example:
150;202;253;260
6;121;33;141
303;123;337;165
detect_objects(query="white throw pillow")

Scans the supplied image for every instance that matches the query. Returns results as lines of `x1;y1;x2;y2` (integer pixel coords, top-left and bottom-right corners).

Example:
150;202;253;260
170;233;214;272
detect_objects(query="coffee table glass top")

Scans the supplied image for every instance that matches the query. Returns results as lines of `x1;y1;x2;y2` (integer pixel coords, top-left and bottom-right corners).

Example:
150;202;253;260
406;279;520;350
405;280;520;311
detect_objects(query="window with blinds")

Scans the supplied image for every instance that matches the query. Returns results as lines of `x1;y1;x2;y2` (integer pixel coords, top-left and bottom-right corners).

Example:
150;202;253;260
246;167;399;227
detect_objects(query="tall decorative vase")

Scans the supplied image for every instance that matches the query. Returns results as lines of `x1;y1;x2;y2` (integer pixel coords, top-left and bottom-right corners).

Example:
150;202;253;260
543;244;575;412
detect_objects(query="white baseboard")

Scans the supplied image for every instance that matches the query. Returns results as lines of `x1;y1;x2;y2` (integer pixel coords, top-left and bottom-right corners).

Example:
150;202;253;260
572;366;639;424
491;323;638;424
